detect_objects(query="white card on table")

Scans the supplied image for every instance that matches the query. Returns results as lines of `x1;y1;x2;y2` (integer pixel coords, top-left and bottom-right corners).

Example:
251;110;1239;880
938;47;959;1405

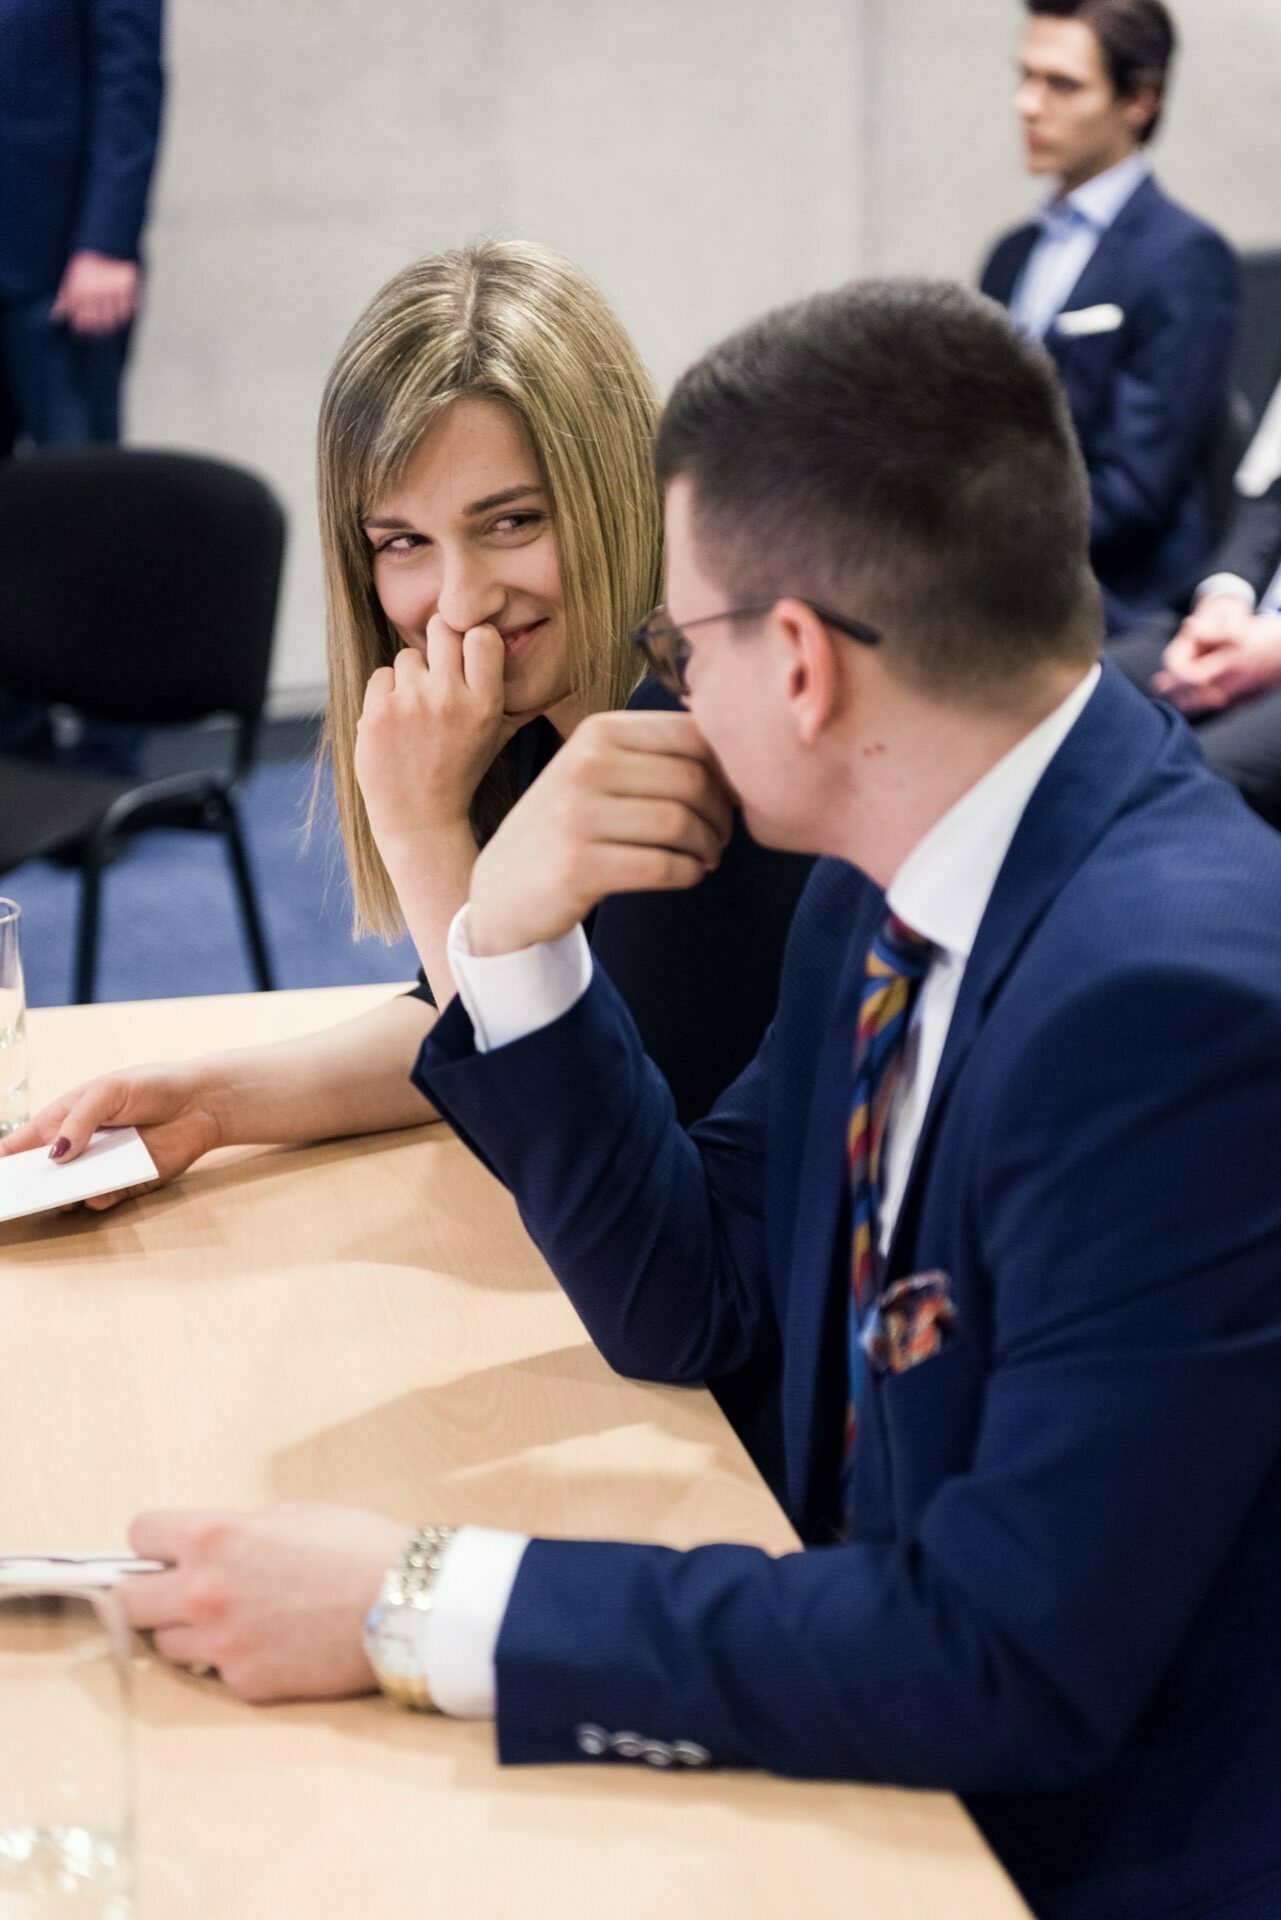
0;1127;158;1224
0;1554;167;1589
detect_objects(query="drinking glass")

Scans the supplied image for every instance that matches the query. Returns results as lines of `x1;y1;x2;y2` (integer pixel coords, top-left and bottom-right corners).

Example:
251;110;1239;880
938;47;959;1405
0;1583;135;1918
0;900;27;1138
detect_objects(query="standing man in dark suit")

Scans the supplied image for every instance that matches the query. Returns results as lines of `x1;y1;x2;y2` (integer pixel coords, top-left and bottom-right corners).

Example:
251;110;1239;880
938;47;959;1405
0;0;164;766
981;0;1237;633
118;281;1281;1920
0;0;163;448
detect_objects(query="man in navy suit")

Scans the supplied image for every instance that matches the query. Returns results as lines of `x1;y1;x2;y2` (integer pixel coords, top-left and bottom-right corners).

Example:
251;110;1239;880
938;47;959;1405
0;0;164;767
981;0;1237;633
121;283;1281;1920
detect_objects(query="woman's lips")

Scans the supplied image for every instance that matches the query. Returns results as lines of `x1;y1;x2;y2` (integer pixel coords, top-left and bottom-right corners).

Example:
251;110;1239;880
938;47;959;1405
500;618;548;659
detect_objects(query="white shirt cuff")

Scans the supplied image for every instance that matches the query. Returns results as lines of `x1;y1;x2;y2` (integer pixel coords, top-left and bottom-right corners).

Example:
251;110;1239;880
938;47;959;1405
1194;573;1258;612
424;1526;528;1719
446;904;593;1055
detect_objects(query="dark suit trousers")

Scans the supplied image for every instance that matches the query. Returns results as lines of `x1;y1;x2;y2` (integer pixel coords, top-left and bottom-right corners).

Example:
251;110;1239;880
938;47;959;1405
0;292;130;445
0;292;141;775
1109;620;1281;828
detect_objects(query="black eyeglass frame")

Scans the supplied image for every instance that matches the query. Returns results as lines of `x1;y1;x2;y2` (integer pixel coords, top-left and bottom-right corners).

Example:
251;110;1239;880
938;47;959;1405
630;599;882;696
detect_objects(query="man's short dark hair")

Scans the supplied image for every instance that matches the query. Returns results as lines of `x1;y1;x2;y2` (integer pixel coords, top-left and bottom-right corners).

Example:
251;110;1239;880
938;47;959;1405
654;280;1100;708
1027;0;1177;143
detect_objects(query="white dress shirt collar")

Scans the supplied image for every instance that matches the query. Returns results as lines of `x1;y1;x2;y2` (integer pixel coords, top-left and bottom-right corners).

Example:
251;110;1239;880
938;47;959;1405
1044;150;1149;236
888;664;1101;963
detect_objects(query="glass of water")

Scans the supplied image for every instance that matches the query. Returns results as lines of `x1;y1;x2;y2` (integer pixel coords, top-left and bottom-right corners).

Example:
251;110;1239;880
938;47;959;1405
0;1583;135;1918
0;899;27;1138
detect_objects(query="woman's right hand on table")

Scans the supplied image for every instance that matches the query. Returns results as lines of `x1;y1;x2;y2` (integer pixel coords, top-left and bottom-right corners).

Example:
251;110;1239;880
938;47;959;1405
0;1062;225;1208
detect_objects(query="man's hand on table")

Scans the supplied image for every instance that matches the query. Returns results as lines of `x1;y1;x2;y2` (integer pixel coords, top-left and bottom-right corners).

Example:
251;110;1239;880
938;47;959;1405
0;1062;224;1207
122;1504;406;1703
467;710;734;957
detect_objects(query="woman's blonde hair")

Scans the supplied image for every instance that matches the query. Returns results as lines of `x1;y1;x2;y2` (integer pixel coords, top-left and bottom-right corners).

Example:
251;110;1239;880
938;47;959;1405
317;240;663;937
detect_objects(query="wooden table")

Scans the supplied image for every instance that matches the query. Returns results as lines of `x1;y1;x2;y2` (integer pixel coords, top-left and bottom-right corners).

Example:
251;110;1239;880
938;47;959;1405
2;986;1029;1918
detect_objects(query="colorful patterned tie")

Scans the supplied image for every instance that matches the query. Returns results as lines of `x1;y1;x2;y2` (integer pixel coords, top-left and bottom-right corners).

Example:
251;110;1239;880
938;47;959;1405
841;911;936;1530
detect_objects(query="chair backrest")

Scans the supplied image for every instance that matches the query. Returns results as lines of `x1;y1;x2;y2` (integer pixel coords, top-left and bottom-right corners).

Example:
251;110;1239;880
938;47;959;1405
1236;249;1281;427
1204;386;1258;549
0;448;286;726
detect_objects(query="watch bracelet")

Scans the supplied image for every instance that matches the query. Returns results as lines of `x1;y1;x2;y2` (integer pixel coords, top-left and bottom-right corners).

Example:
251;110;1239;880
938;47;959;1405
370;1525;457;1712
386;1524;457;1608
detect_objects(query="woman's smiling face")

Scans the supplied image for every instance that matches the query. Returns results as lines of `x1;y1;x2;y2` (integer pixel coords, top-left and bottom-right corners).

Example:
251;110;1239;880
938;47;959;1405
364;396;572;726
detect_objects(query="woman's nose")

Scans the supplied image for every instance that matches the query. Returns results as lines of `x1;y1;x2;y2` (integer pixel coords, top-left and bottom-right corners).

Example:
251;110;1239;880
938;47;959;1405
434;549;505;635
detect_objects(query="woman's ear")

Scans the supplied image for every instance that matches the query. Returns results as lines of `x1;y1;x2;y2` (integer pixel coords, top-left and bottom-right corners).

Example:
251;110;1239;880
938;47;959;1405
774;598;840;746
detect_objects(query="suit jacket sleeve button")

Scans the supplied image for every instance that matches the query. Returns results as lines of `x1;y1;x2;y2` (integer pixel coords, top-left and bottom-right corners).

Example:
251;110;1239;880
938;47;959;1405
576;1724;609;1757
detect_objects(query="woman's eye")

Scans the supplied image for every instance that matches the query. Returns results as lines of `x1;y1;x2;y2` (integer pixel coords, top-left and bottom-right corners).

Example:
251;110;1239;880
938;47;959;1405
490;511;545;536
372;533;425;555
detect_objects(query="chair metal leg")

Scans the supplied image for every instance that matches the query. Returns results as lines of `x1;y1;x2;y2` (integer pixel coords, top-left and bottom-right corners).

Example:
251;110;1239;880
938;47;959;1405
222;800;275;992
74;846;105;1004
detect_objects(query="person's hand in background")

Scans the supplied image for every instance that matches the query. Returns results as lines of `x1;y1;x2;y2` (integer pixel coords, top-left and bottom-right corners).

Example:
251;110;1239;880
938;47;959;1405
51;252;140;335
1153;612;1281;714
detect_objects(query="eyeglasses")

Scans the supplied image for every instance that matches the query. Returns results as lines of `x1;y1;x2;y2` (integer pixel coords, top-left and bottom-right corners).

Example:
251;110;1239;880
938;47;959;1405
630;599;882;697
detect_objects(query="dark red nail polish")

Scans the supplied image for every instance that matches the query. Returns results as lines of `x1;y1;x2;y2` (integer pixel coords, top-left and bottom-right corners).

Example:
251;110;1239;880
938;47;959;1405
49;1138;71;1161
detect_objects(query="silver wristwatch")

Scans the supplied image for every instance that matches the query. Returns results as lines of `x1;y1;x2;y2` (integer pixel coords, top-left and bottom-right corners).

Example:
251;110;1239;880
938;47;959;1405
363;1525;457;1711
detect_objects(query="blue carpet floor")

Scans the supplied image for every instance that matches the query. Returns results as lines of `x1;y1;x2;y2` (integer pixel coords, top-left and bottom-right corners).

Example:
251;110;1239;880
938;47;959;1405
8;754;420;1008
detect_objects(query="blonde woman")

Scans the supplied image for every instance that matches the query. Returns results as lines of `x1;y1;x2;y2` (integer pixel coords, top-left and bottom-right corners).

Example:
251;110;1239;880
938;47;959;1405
5;242;811;1194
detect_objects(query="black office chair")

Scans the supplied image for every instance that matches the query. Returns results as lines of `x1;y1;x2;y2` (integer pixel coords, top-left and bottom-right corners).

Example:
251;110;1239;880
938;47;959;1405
0;447;286;1002
1236;249;1281;427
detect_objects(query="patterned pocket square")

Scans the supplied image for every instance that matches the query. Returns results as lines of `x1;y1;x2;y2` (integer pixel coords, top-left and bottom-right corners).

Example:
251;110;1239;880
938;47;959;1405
861;1269;957;1375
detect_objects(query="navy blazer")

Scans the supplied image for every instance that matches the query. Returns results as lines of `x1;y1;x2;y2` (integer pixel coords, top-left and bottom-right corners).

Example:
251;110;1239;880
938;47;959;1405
1213;470;1281;605
982;177;1238;632
415;666;1281;1920
0;0;164;297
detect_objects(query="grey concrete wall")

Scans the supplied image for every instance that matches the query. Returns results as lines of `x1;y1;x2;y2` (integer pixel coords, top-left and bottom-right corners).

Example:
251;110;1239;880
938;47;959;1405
128;0;1281;707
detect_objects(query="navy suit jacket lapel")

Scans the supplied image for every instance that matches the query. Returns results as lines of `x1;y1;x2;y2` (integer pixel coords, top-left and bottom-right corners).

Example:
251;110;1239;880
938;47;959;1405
987;225;1038;307
885;666;1166;1277
1045;174;1160;359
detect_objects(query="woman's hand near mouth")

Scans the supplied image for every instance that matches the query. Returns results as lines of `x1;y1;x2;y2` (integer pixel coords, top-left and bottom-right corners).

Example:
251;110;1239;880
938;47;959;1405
355;614;518;1004
356;613;514;861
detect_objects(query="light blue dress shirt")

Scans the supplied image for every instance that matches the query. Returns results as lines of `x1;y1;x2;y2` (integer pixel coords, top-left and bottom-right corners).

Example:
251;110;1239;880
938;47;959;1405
1009;152;1150;341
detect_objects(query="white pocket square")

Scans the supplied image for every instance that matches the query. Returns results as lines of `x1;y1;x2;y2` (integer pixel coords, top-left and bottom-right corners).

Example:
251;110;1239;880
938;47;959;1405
1055;302;1125;338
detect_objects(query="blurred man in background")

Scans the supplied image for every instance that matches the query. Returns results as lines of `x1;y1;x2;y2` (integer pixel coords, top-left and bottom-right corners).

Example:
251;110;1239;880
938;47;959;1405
982;0;1237;634
0;0;164;771
1110;400;1281;822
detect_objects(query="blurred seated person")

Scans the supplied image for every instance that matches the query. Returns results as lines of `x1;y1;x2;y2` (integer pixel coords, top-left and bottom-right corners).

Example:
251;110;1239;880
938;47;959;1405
1110;465;1281;825
981;0;1237;634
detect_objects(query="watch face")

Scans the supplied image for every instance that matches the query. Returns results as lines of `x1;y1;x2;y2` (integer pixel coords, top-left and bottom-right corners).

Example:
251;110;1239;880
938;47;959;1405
365;1599;428;1681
